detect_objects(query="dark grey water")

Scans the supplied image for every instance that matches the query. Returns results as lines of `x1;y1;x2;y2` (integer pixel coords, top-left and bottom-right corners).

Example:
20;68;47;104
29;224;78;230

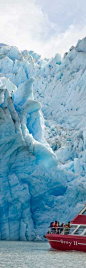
0;241;86;268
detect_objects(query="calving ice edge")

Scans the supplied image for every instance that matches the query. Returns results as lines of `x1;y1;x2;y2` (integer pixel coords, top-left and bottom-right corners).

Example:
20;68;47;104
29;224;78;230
0;38;86;240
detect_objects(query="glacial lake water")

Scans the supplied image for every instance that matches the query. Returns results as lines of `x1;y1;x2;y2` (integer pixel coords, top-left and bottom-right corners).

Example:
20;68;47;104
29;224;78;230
0;241;86;268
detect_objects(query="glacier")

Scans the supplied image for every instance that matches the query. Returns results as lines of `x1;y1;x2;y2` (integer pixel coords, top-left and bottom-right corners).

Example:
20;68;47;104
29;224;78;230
0;38;86;240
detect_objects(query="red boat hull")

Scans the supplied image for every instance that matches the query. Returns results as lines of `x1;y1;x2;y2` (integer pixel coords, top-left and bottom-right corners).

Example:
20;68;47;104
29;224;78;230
45;233;86;252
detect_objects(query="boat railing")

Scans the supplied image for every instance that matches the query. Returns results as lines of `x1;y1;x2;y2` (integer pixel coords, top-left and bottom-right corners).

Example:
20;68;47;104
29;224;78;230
48;226;76;235
48;226;86;236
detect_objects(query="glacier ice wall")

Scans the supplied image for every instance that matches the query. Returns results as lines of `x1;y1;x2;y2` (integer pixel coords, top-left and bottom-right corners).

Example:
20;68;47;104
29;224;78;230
0;40;86;240
34;38;86;172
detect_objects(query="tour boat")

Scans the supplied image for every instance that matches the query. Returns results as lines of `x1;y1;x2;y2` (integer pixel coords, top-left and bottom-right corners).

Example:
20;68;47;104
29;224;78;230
44;205;86;252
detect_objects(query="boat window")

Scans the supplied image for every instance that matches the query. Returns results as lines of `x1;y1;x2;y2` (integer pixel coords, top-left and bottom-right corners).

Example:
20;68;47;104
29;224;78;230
83;232;86;236
69;225;77;234
74;226;86;235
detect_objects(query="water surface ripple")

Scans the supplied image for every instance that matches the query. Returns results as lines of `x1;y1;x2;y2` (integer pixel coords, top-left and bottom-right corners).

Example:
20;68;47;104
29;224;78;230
0;241;86;268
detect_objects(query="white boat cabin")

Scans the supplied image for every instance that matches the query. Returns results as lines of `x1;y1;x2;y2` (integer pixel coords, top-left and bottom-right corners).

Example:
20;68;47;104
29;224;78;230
70;204;86;236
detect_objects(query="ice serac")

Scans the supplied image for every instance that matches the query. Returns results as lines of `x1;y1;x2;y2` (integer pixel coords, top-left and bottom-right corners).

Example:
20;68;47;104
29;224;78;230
0;38;86;240
0;57;63;240
34;37;86;224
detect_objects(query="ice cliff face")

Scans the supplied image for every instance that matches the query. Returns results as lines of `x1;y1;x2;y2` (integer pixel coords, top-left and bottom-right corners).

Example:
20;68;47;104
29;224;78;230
0;39;86;240
34;38;86;175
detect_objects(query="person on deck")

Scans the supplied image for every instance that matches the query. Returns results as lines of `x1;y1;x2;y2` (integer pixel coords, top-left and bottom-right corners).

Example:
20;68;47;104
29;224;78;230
49;222;55;233
60;223;65;233
68;222;70;228
49;222;54;228
54;221;59;234
64;222;70;234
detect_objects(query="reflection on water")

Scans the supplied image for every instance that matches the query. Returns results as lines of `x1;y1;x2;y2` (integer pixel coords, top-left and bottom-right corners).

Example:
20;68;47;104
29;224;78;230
0;241;86;268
